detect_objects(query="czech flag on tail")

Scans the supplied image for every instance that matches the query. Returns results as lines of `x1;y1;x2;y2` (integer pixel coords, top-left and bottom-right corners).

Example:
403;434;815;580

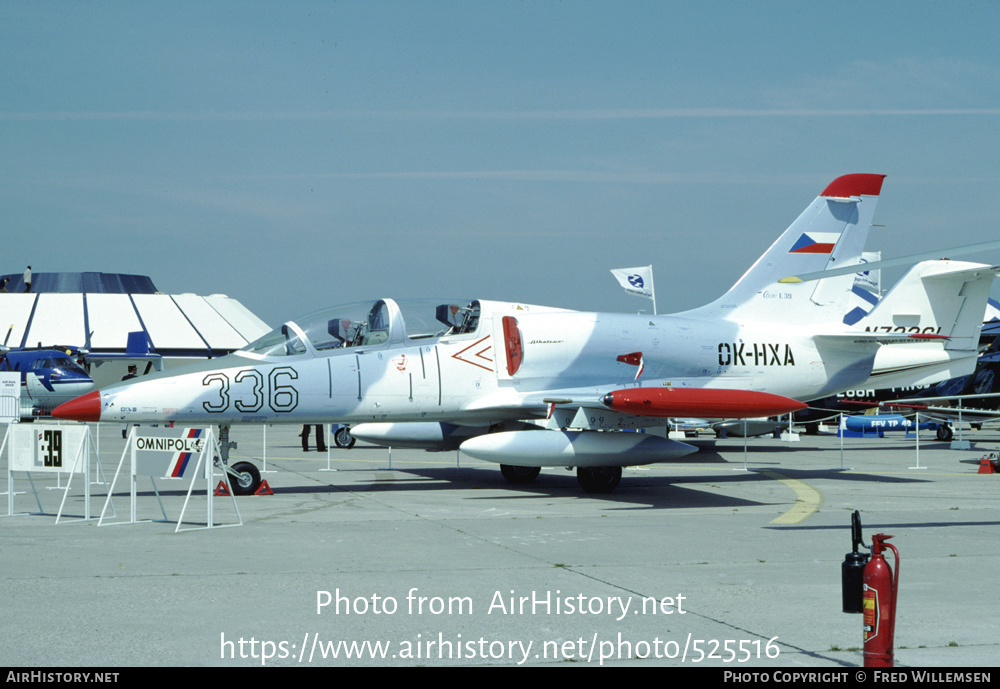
789;232;839;254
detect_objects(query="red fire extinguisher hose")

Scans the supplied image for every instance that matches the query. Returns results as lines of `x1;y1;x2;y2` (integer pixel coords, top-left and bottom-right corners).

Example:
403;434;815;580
883;540;899;651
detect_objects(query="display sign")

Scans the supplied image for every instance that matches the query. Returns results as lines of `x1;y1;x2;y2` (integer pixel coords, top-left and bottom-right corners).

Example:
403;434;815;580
132;427;208;478
9;424;89;473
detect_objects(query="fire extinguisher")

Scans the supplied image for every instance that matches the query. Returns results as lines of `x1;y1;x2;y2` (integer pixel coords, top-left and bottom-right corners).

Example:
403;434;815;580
862;532;899;667
842;511;901;667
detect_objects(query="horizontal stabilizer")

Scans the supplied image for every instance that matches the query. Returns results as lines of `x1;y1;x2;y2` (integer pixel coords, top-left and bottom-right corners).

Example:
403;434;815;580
780;239;1000;284
85;331;164;371
859;260;1000;351
814;332;951;346
881;399;1000;426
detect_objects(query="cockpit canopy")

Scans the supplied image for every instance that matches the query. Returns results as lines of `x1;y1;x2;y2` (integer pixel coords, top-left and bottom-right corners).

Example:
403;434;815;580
33;355;89;376
2;351;89;377
240;299;481;358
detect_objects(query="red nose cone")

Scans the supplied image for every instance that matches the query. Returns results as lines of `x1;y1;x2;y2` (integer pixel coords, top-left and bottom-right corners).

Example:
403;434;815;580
52;390;102;422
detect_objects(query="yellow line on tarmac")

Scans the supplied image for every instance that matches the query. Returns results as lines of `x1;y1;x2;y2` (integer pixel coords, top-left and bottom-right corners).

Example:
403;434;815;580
762;471;824;524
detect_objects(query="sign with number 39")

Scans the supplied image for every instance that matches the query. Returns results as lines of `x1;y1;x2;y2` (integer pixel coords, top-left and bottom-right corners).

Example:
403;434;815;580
10;424;90;473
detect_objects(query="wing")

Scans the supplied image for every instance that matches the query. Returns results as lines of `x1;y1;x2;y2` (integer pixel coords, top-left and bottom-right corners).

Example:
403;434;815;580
463;387;807;431
883;392;1000;426
83;331;164;373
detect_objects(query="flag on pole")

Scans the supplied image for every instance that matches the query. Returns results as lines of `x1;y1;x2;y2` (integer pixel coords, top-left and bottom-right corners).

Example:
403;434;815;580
610;266;656;314
610;266;653;297
854;252;881;293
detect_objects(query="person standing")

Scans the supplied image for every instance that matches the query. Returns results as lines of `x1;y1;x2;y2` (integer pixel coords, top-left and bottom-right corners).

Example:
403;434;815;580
300;424;327;452
23;266;31;292
121;365;137;438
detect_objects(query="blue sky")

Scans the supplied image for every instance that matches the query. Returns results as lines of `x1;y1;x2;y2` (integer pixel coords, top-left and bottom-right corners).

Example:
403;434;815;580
3;1;1000;327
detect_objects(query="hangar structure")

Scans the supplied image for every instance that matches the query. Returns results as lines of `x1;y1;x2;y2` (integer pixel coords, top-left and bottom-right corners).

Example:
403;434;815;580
0;272;270;388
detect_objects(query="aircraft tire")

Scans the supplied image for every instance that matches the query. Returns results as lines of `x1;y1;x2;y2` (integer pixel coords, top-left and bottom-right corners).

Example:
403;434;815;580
334;427;356;449
576;466;622;494
230;461;261;496
500;464;541;484
936;424;953;442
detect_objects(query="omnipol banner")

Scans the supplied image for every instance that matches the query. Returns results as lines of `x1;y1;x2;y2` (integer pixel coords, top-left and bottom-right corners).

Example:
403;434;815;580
133;427;207;478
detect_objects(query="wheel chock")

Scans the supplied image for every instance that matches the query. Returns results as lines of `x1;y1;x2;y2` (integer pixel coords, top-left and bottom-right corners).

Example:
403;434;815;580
214;481;232;496
254;480;274;496
977;457;996;475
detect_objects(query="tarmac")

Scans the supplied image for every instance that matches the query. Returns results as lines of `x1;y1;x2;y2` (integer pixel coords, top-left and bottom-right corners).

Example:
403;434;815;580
1;422;998;668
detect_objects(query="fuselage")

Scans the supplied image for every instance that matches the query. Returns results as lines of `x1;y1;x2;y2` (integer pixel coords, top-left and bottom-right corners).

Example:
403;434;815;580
55;297;878;427
2;350;94;417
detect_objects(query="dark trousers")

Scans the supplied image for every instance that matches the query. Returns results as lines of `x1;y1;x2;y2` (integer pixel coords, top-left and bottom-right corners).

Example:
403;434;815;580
300;425;327;451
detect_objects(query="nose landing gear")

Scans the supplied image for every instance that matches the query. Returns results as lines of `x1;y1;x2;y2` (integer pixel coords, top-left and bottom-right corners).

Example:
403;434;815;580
215;425;262;496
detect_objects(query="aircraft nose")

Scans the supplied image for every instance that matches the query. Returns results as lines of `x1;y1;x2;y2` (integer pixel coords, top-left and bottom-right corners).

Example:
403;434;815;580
52;390;102;422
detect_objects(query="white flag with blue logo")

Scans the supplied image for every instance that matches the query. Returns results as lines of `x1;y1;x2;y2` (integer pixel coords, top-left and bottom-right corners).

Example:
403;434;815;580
610;266;654;299
854;252;881;293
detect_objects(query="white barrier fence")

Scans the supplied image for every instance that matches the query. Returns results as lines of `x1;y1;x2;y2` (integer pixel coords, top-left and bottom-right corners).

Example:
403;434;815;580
101;425;242;532
2;423;106;522
2;423;240;532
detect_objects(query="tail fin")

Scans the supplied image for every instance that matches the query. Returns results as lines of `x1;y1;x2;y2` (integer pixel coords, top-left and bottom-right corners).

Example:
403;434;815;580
125;330;152;356
861;260;999;351
852;260;1000;387
687;173;885;324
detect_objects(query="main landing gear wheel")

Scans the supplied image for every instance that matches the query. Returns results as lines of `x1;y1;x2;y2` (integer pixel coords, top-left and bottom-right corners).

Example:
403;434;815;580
936;424;953;442
500;464;541;484
334;426;356;449
230;461;261;496
576;466;622;494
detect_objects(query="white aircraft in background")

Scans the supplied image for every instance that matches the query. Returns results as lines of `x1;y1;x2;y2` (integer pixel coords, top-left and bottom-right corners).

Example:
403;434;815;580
54;174;998;493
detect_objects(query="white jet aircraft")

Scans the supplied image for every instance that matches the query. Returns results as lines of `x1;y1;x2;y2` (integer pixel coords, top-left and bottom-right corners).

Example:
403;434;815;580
53;174;998;493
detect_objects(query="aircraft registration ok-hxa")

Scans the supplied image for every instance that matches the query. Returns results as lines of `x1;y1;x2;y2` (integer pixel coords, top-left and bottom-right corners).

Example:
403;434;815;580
54;174;999;493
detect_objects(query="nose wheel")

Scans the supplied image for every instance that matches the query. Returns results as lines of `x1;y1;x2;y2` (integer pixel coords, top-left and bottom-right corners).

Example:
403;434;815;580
215;425;262;495
334;426;356;448
229;461;261;496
